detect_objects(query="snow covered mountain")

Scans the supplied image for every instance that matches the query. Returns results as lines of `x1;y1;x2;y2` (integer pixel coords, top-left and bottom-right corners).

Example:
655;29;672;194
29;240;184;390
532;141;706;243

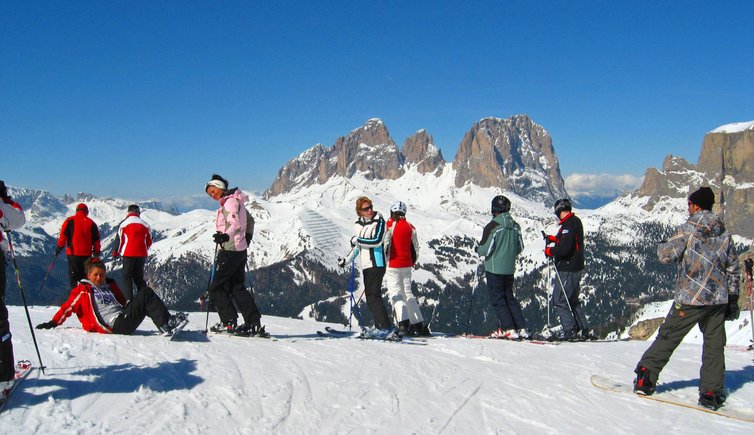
5;118;752;340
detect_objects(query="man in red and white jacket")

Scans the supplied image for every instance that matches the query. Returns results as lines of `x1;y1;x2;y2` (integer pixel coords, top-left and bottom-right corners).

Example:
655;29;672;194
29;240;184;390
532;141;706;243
56;203;101;289
113;204;152;301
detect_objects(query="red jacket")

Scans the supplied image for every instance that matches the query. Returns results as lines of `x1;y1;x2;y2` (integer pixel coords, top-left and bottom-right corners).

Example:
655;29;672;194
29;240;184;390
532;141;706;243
386;217;418;268
51;278;127;333
116;213;152;257
57;211;101;256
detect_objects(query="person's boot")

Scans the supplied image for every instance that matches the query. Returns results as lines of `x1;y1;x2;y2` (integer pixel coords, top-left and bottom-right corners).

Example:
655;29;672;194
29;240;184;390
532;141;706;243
633;366;655;396
397;320;410;336
698;391;726;410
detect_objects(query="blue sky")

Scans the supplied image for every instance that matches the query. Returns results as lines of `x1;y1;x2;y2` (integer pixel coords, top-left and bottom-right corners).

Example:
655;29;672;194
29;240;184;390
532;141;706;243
2;1;753;204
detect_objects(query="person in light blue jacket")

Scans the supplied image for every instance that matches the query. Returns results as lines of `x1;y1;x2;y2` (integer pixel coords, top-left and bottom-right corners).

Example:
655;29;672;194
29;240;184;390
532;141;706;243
476;195;527;339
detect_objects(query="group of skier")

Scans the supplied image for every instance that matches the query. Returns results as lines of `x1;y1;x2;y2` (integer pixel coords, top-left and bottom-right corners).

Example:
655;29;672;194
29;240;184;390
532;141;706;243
0;176;745;413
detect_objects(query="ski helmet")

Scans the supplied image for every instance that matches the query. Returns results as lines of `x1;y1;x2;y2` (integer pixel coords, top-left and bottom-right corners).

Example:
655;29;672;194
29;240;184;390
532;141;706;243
491;195;511;214
553;198;572;216
390;201;407;215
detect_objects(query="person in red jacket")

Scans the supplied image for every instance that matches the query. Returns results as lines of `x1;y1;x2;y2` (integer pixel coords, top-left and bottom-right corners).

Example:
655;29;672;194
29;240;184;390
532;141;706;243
385;201;429;337
113;204;152;301
56;203;101;289
35;257;186;335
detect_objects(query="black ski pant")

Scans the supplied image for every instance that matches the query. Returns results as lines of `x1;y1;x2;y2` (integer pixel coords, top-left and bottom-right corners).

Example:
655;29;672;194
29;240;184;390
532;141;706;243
363;267;392;330
120;256;147;301
111;287;171;335
636;303;727;394
209;250;261;327
552;269;588;334
67;255;89;289
485;272;525;331
0;251;14;382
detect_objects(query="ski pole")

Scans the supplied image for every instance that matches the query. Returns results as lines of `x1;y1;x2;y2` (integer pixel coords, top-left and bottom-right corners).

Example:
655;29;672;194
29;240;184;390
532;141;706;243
5;231;47;375
202;243;220;334
36;250;59;297
464;261;481;335
546;259;551;329
745;259;753;345
347;260;365;330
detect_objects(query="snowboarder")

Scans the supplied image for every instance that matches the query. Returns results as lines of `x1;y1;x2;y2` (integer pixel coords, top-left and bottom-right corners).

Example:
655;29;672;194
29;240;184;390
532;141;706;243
113;204;152;301
0;181;26;397
204;174;265;335
385;201;429;336
35;257;186;335
338;196;395;337
633;187;740;411
56;203;102;289
476;195;527;339
544;198;589;340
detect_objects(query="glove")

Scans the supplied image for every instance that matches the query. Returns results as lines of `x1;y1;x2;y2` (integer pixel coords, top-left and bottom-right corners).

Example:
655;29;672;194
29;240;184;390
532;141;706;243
350;236;357;247
547;235;557;243
337;258;346;268
544;247;553;257
725;294;740;321
36;320;57;330
213;232;230;244
55;246;63;255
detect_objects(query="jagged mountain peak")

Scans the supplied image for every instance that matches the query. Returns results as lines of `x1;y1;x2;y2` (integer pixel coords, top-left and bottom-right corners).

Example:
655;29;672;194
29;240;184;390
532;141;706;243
402;129;445;175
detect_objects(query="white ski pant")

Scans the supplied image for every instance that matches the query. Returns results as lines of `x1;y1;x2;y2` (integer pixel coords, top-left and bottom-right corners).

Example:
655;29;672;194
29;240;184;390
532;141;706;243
385;267;424;324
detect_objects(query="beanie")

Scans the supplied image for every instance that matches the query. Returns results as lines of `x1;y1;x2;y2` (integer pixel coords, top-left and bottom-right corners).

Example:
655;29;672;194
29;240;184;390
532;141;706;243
688;187;715;211
127;204;140;214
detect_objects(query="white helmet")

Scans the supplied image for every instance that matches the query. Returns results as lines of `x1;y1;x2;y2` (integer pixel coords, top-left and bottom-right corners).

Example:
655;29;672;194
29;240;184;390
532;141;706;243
390;201;407;215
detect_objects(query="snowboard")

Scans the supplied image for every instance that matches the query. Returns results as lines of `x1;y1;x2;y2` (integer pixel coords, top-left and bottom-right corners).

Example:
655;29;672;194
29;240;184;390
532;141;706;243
0;360;33;413
590;375;754;423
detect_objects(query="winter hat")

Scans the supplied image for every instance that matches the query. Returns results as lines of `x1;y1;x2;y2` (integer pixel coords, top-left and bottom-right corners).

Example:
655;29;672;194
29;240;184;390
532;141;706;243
128;204;141;214
205;174;229;192
76;203;89;215
688;187;715;211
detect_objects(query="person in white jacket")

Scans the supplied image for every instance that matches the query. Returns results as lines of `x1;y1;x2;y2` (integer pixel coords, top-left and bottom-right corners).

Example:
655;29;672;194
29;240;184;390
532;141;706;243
0;181;26;397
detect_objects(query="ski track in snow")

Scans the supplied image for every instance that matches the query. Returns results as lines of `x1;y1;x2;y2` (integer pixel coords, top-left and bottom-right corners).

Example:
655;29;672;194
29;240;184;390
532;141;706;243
4;306;754;434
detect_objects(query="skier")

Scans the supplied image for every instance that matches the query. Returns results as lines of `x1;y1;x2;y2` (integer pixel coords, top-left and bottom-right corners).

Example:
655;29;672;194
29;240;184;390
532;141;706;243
204;174;265;335
0;181;25;397
385;201;429;336
633;187;739;411
544;198;589;340
35;257;186;335
476;195;527;339
56;203;102;289
337;196;395;338
112;204;152;301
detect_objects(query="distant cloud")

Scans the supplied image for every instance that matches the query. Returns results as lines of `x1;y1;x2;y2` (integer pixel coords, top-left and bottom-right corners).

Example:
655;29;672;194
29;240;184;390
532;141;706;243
565;173;643;198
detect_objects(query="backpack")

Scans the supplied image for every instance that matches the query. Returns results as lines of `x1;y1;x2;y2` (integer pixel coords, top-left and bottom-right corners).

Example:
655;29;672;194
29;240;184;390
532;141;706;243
244;208;255;245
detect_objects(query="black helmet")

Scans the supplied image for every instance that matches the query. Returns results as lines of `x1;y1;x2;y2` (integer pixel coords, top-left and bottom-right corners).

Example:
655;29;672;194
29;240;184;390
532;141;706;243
553;198;572;216
128;204;141;215
491;195;511;214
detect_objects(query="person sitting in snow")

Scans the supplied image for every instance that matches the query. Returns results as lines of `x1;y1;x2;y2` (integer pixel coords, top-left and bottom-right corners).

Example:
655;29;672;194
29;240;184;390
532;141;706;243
35;257;186;335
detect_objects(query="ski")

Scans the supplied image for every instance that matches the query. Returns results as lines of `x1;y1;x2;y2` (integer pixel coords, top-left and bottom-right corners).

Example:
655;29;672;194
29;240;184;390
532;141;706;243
590;375;754;423
447;333;559;345
324;326;358;336
167;318;189;341
317;327;427;345
357;335;428;346
0;360;33;413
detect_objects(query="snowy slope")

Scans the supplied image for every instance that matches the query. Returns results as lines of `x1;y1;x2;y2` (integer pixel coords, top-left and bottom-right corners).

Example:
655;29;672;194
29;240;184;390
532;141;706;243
4;306;754;434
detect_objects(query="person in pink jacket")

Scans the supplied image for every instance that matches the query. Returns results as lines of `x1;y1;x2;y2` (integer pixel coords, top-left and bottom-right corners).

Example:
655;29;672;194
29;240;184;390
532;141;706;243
204;174;265;336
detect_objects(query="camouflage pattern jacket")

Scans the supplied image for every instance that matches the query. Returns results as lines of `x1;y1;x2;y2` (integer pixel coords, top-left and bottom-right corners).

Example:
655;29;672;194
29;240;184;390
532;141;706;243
658;210;739;306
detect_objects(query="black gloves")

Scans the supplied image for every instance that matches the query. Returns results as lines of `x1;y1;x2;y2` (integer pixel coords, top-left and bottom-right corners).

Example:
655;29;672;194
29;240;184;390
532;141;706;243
213;232;230;245
36;321;57;330
350;236;357;247
725;294;740;321
55;246;63;255
337;258;346;268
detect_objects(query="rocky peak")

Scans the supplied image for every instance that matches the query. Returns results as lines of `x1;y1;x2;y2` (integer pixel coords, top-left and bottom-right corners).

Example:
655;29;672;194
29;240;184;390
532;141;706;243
636;155;703;203
402;129;445;175
452;115;567;203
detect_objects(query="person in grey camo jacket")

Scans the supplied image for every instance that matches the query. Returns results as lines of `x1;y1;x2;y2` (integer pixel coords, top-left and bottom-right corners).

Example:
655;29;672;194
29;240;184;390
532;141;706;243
633;187;740;411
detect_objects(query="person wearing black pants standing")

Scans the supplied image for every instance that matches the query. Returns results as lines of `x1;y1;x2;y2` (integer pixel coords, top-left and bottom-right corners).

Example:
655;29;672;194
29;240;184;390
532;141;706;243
0;181;26;397
56;203;101;289
205;174;264;336
113;204;152;301
338;196;393;335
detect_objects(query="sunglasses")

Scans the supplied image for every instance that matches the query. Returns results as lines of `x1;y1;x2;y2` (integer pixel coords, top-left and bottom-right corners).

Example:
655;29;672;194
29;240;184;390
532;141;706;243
359;205;373;211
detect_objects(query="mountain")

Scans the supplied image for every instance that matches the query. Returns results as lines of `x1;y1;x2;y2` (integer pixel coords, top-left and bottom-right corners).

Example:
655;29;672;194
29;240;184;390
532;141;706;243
634;120;754;239
4;306;754;433
6;118;752;341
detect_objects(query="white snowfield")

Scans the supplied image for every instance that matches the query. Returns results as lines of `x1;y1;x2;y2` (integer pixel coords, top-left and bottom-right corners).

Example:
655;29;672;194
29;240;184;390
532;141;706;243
3;306;754;434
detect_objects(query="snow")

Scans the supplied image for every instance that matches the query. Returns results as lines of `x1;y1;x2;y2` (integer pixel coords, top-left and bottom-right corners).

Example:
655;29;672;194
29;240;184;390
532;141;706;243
710;121;754;134
4;306;754;433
